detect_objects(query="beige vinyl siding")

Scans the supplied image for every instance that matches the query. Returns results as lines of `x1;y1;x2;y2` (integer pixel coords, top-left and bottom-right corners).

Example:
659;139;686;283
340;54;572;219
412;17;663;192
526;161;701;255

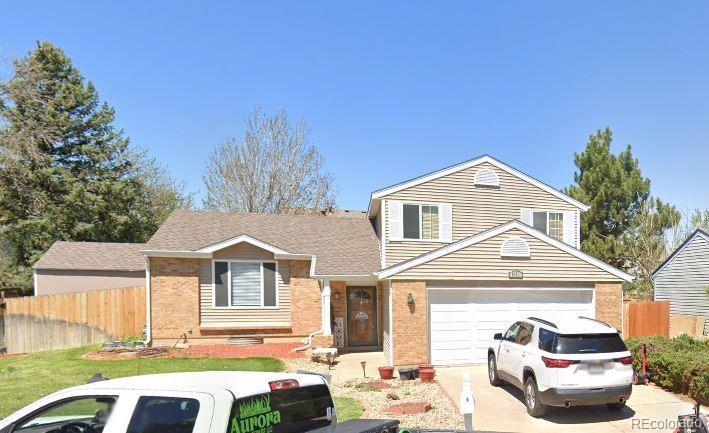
394;228;619;281
383;161;579;266
653;235;709;335
34;269;145;296
213;243;276;260
200;243;291;327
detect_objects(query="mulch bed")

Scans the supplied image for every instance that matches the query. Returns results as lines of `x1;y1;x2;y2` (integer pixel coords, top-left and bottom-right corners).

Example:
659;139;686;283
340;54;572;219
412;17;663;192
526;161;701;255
83;342;306;361
185;343;305;359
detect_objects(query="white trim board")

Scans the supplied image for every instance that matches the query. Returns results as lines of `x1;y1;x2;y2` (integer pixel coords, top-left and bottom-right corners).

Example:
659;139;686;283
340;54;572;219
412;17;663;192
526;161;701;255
376;220;634;282
196;234;292;255
367;155;589;217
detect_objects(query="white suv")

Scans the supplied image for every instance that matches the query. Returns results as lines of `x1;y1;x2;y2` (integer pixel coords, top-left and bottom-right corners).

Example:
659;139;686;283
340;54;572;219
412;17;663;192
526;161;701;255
487;316;634;417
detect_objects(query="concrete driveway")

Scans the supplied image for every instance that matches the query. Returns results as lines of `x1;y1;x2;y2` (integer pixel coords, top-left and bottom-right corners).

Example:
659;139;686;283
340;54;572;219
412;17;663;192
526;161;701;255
436;365;704;433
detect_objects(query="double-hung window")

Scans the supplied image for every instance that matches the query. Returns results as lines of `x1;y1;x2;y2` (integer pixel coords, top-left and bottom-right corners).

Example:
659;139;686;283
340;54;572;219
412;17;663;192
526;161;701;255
213;261;277;308
403;204;439;240
532;211;564;241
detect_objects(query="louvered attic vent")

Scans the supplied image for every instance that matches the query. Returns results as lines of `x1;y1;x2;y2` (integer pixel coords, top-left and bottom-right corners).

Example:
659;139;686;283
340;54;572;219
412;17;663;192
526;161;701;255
500;236;531;258
474;169;500;187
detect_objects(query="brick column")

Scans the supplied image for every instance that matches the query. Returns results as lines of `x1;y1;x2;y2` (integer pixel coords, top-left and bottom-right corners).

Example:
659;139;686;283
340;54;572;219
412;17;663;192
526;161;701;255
595;282;623;330
290;260;323;336
391;280;428;365
150;257;201;342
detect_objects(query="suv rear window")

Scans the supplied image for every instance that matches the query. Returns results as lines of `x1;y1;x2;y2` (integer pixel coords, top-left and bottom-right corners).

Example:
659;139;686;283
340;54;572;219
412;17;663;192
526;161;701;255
228;384;333;433
538;330;628;354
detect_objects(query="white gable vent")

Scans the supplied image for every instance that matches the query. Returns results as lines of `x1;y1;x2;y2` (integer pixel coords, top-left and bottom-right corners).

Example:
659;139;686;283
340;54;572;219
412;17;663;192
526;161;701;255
500;236;531;258
474;169;500;187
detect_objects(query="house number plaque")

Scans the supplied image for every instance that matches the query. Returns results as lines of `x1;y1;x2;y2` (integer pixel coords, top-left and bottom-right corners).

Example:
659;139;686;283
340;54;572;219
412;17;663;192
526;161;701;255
508;270;523;280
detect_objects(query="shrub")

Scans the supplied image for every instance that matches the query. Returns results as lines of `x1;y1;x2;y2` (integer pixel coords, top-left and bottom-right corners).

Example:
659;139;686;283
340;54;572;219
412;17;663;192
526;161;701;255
625;335;709;405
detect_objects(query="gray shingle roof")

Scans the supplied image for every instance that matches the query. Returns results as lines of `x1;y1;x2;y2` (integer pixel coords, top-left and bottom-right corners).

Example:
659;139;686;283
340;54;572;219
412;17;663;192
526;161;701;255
146;210;381;276
33;241;146;271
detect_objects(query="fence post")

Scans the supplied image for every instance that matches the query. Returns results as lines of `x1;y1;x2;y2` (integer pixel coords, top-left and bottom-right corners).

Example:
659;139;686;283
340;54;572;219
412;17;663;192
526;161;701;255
459;371;475;431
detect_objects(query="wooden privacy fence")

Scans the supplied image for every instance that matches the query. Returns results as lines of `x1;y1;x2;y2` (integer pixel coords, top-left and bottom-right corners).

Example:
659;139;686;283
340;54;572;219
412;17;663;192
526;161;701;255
623;300;670;338
3;286;146;354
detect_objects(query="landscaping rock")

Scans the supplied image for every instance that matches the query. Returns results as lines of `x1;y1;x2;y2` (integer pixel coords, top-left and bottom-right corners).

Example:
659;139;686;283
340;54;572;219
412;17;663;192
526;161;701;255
385;402;432;415
386;392;400;400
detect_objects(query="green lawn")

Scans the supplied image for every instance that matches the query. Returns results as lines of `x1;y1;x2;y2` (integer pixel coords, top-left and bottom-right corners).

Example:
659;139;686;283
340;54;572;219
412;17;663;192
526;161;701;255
0;346;284;419
334;397;364;421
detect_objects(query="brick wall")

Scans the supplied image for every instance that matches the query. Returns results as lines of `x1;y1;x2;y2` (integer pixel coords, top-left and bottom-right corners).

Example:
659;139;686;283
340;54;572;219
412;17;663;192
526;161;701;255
595;282;623;330
391;280;428;365
150;257;201;341
290;260;322;336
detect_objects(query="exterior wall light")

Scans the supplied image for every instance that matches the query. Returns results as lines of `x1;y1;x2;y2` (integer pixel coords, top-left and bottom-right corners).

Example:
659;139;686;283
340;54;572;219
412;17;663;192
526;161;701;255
407;293;414;306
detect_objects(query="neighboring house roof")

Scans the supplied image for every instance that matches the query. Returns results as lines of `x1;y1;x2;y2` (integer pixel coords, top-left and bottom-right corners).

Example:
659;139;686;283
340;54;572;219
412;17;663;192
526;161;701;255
144;210;381;277
377;219;634;281
652;229;709;279
33;241;146;272
367;154;590;217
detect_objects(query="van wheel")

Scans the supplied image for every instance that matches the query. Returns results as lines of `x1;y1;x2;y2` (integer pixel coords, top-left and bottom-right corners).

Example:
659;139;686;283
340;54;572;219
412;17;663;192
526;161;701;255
488;354;502;386
524;377;547;417
607;402;626;411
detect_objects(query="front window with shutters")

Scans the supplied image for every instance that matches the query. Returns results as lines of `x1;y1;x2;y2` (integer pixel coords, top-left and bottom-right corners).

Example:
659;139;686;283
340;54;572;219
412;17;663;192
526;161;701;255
532;211;564;241
403;204;439;240
213;261;278;308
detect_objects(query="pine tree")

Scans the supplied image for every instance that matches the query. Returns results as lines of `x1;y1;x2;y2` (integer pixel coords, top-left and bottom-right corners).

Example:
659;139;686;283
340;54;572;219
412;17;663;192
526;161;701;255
0;42;188;290
565;127;678;272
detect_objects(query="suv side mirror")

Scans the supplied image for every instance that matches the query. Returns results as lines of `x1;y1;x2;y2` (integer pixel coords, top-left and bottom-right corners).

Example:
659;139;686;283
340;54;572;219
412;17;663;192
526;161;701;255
493;333;503;340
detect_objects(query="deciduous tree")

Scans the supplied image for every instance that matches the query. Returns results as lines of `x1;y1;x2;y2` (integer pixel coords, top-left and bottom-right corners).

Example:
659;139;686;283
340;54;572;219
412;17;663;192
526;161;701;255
203;107;336;214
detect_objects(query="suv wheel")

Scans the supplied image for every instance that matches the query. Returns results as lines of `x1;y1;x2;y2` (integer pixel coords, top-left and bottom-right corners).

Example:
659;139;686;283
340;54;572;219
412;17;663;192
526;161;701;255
488;353;502;386
524;377;547;417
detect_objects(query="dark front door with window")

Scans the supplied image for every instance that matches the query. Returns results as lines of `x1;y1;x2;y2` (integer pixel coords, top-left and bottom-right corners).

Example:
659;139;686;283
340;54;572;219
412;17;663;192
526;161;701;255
347;287;377;347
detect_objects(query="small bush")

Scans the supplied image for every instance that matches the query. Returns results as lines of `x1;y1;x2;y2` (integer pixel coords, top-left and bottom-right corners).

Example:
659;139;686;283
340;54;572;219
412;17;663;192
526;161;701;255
626;335;709;404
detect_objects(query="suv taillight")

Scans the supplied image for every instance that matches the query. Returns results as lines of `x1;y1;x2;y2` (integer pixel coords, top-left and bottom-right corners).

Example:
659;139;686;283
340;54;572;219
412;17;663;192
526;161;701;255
269;379;299;391
542;356;579;368
615;356;633;365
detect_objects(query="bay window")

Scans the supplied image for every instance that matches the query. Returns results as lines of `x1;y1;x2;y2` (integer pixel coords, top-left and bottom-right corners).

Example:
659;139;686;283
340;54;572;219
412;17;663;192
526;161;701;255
213;261;277;308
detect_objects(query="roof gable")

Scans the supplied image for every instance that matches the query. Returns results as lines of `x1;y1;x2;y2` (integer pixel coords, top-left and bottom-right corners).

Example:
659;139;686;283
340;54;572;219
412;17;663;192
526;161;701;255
652;229;709;279
378;220;633;281
368;155;589;216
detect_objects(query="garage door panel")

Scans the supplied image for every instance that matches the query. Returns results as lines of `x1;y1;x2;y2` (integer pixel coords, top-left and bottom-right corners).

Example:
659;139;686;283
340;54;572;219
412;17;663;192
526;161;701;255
431;310;471;323
429;288;594;365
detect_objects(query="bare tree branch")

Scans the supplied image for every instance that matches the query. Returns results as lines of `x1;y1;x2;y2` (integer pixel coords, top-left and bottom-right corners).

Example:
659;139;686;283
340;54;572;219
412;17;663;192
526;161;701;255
202;107;336;214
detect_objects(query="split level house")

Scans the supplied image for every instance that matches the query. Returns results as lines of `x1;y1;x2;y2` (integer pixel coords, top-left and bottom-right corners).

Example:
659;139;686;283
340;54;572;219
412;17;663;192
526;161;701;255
33;155;634;366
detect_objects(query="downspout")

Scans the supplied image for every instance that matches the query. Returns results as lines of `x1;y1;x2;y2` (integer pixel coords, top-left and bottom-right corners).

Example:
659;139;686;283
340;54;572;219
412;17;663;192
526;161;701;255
144;256;152;345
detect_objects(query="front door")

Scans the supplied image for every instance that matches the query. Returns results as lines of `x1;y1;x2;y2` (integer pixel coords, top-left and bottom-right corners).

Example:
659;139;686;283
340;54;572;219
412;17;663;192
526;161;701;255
347;287;378;347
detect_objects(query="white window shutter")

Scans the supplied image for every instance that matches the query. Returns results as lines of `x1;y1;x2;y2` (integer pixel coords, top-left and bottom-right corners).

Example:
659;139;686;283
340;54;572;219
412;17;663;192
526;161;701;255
520;208;532;226
388;200;403;241
563;210;575;246
439;203;453;242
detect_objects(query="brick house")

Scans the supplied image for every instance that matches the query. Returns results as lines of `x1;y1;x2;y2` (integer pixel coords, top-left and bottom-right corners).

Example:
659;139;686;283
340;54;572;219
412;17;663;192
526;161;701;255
34;155;633;366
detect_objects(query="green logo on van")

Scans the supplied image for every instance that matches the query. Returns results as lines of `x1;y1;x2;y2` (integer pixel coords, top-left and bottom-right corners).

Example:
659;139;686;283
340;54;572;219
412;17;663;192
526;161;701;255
230;394;282;433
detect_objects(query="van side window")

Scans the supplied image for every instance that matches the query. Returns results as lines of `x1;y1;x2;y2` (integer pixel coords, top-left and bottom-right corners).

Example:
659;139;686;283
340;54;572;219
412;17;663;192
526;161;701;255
127;396;199;433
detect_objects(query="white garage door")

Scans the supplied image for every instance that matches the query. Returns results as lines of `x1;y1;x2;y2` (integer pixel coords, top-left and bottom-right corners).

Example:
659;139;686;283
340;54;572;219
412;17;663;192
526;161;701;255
429;288;594;365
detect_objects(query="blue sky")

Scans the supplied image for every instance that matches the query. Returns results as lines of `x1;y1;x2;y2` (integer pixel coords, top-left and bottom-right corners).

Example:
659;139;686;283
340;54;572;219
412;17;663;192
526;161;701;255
2;1;708;212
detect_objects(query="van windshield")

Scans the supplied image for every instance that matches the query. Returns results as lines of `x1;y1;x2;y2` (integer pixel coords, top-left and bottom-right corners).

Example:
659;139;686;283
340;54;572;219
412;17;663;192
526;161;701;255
228;384;334;433
554;333;628;354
